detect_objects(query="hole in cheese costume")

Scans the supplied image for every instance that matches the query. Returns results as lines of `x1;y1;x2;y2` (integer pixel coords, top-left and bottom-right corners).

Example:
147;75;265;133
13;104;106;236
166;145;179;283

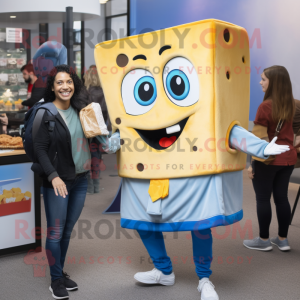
95;19;270;279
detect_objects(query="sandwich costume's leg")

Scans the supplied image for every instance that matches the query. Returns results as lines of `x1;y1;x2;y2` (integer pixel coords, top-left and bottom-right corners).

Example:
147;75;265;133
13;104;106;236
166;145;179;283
135;229;216;299
135;230;174;285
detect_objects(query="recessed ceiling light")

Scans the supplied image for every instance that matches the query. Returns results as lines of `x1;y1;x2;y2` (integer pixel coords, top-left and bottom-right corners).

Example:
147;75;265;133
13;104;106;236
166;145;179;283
10;16;16;18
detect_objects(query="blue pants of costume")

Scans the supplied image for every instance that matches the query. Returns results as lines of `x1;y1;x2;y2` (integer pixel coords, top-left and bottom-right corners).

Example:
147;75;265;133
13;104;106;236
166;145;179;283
137;228;213;279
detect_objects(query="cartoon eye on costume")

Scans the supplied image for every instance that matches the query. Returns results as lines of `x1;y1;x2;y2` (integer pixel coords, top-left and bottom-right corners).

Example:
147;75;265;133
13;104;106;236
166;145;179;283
163;57;199;107
121;69;157;115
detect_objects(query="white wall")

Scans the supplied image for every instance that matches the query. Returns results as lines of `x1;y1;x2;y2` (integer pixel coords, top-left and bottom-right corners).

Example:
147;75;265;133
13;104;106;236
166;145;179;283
84;4;106;70
0;3;105;70
1;0;100;16
0;22;39;61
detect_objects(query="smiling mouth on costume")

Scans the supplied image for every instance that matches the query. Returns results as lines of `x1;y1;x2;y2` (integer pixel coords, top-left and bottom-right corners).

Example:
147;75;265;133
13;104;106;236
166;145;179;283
134;117;189;150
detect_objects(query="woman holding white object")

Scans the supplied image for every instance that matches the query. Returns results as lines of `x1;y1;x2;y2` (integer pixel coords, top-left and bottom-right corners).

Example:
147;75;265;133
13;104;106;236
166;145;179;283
34;64;119;299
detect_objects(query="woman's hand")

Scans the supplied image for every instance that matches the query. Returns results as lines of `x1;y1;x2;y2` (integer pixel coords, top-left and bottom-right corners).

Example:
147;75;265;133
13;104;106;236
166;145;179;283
51;177;68;198
247;165;254;179
0;113;8;125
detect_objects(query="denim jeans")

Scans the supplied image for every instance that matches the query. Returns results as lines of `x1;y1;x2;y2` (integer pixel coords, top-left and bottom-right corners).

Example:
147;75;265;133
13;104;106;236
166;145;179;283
43;172;88;281
137;228;213;279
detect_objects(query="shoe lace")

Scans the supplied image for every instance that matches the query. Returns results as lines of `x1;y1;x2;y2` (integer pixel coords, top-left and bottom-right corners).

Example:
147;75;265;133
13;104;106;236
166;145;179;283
62;271;70;279
197;280;215;293
57;278;66;289
152;268;161;282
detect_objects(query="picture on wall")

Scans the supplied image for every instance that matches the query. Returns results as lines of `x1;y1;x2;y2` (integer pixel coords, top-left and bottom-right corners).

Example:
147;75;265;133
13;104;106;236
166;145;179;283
0;74;8;86
17;74;25;85
0;163;36;250
7;74;18;85
0;58;7;69
16;58;26;69
7;58;17;69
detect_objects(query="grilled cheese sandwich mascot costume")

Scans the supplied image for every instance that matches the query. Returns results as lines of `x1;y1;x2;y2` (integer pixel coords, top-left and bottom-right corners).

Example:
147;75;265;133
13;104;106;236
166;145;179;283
95;19;289;300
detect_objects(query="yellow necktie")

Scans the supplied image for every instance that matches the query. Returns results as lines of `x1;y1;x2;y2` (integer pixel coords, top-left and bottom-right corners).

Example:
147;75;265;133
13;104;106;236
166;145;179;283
148;179;169;202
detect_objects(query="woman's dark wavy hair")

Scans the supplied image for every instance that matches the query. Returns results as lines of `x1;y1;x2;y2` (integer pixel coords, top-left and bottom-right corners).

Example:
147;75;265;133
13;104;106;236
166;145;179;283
44;64;91;111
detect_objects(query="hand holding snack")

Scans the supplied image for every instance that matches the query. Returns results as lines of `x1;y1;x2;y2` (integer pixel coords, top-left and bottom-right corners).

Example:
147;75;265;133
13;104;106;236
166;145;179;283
52;177;68;198
80;103;109;138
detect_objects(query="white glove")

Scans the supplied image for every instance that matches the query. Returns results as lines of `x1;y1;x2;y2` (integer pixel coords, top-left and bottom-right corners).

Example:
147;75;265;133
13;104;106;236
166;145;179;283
264;137;290;156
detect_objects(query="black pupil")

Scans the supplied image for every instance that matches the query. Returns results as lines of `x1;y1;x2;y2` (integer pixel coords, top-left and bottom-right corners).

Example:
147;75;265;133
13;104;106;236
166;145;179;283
138;82;154;102
170;75;185;96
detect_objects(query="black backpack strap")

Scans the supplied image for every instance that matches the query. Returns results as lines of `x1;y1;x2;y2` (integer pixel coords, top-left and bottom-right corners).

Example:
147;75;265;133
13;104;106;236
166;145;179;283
44;113;56;137
32;109;46;141
37;102;58;136
33;107;57;142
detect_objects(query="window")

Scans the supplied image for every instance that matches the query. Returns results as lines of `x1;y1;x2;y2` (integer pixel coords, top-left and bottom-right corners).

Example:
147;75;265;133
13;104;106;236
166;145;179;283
105;0;129;40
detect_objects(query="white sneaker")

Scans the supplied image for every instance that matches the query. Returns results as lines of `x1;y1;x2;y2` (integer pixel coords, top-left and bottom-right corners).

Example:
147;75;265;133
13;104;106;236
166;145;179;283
197;278;219;300
134;268;175;286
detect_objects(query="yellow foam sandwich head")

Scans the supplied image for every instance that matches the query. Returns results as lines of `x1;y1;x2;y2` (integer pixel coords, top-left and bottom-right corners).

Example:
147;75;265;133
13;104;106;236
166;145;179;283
95;19;250;179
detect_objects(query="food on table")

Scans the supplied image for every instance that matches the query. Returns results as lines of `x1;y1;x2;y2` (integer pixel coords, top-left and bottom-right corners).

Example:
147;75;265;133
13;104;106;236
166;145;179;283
0;134;23;148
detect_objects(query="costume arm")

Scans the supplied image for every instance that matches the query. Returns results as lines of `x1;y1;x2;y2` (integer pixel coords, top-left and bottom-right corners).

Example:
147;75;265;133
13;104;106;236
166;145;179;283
229;125;269;159
95;131;120;154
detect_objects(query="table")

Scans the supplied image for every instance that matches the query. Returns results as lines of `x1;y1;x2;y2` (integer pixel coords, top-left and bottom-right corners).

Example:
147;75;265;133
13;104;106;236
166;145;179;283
0;109;28;114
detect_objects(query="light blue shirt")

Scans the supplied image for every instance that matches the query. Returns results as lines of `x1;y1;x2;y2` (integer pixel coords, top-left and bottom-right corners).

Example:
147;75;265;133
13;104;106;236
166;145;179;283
58;106;91;174
118;126;269;232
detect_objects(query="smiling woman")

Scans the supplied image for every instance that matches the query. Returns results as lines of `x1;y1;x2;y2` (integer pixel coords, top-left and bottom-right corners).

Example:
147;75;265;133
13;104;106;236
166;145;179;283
52;72;75;108
33;64;91;299
44;65;83;109
34;63;121;300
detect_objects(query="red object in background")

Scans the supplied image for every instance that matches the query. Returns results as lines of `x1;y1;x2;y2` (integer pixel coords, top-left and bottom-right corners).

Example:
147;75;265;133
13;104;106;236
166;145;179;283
0;199;31;217
28;83;33;94
27;83;33;109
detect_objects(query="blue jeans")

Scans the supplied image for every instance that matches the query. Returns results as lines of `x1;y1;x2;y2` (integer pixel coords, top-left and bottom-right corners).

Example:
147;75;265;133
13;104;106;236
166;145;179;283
137;229;213;279
43;172;88;281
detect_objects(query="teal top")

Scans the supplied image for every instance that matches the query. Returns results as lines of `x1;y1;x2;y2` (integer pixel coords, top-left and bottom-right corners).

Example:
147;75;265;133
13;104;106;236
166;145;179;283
57;105;91;174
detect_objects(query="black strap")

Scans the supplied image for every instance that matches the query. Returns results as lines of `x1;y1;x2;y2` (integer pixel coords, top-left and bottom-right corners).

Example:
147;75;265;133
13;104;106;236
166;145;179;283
32;109;45;141
33;109;56;141
274;119;284;137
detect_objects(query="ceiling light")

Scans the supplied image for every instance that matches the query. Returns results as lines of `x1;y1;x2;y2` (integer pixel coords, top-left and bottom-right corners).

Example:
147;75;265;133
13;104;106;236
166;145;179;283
10;16;16;18
99;0;109;3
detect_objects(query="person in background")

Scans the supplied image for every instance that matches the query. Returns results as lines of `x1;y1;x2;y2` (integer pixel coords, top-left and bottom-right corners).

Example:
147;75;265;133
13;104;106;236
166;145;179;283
84;65;112;194
244;65;297;252
292;99;300;166
22;41;67;109
0;113;8;134
20;63;37;100
21;63;46;108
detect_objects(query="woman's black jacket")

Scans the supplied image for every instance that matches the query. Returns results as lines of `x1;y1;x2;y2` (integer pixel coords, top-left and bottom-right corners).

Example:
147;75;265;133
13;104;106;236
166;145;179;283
32;109;90;187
